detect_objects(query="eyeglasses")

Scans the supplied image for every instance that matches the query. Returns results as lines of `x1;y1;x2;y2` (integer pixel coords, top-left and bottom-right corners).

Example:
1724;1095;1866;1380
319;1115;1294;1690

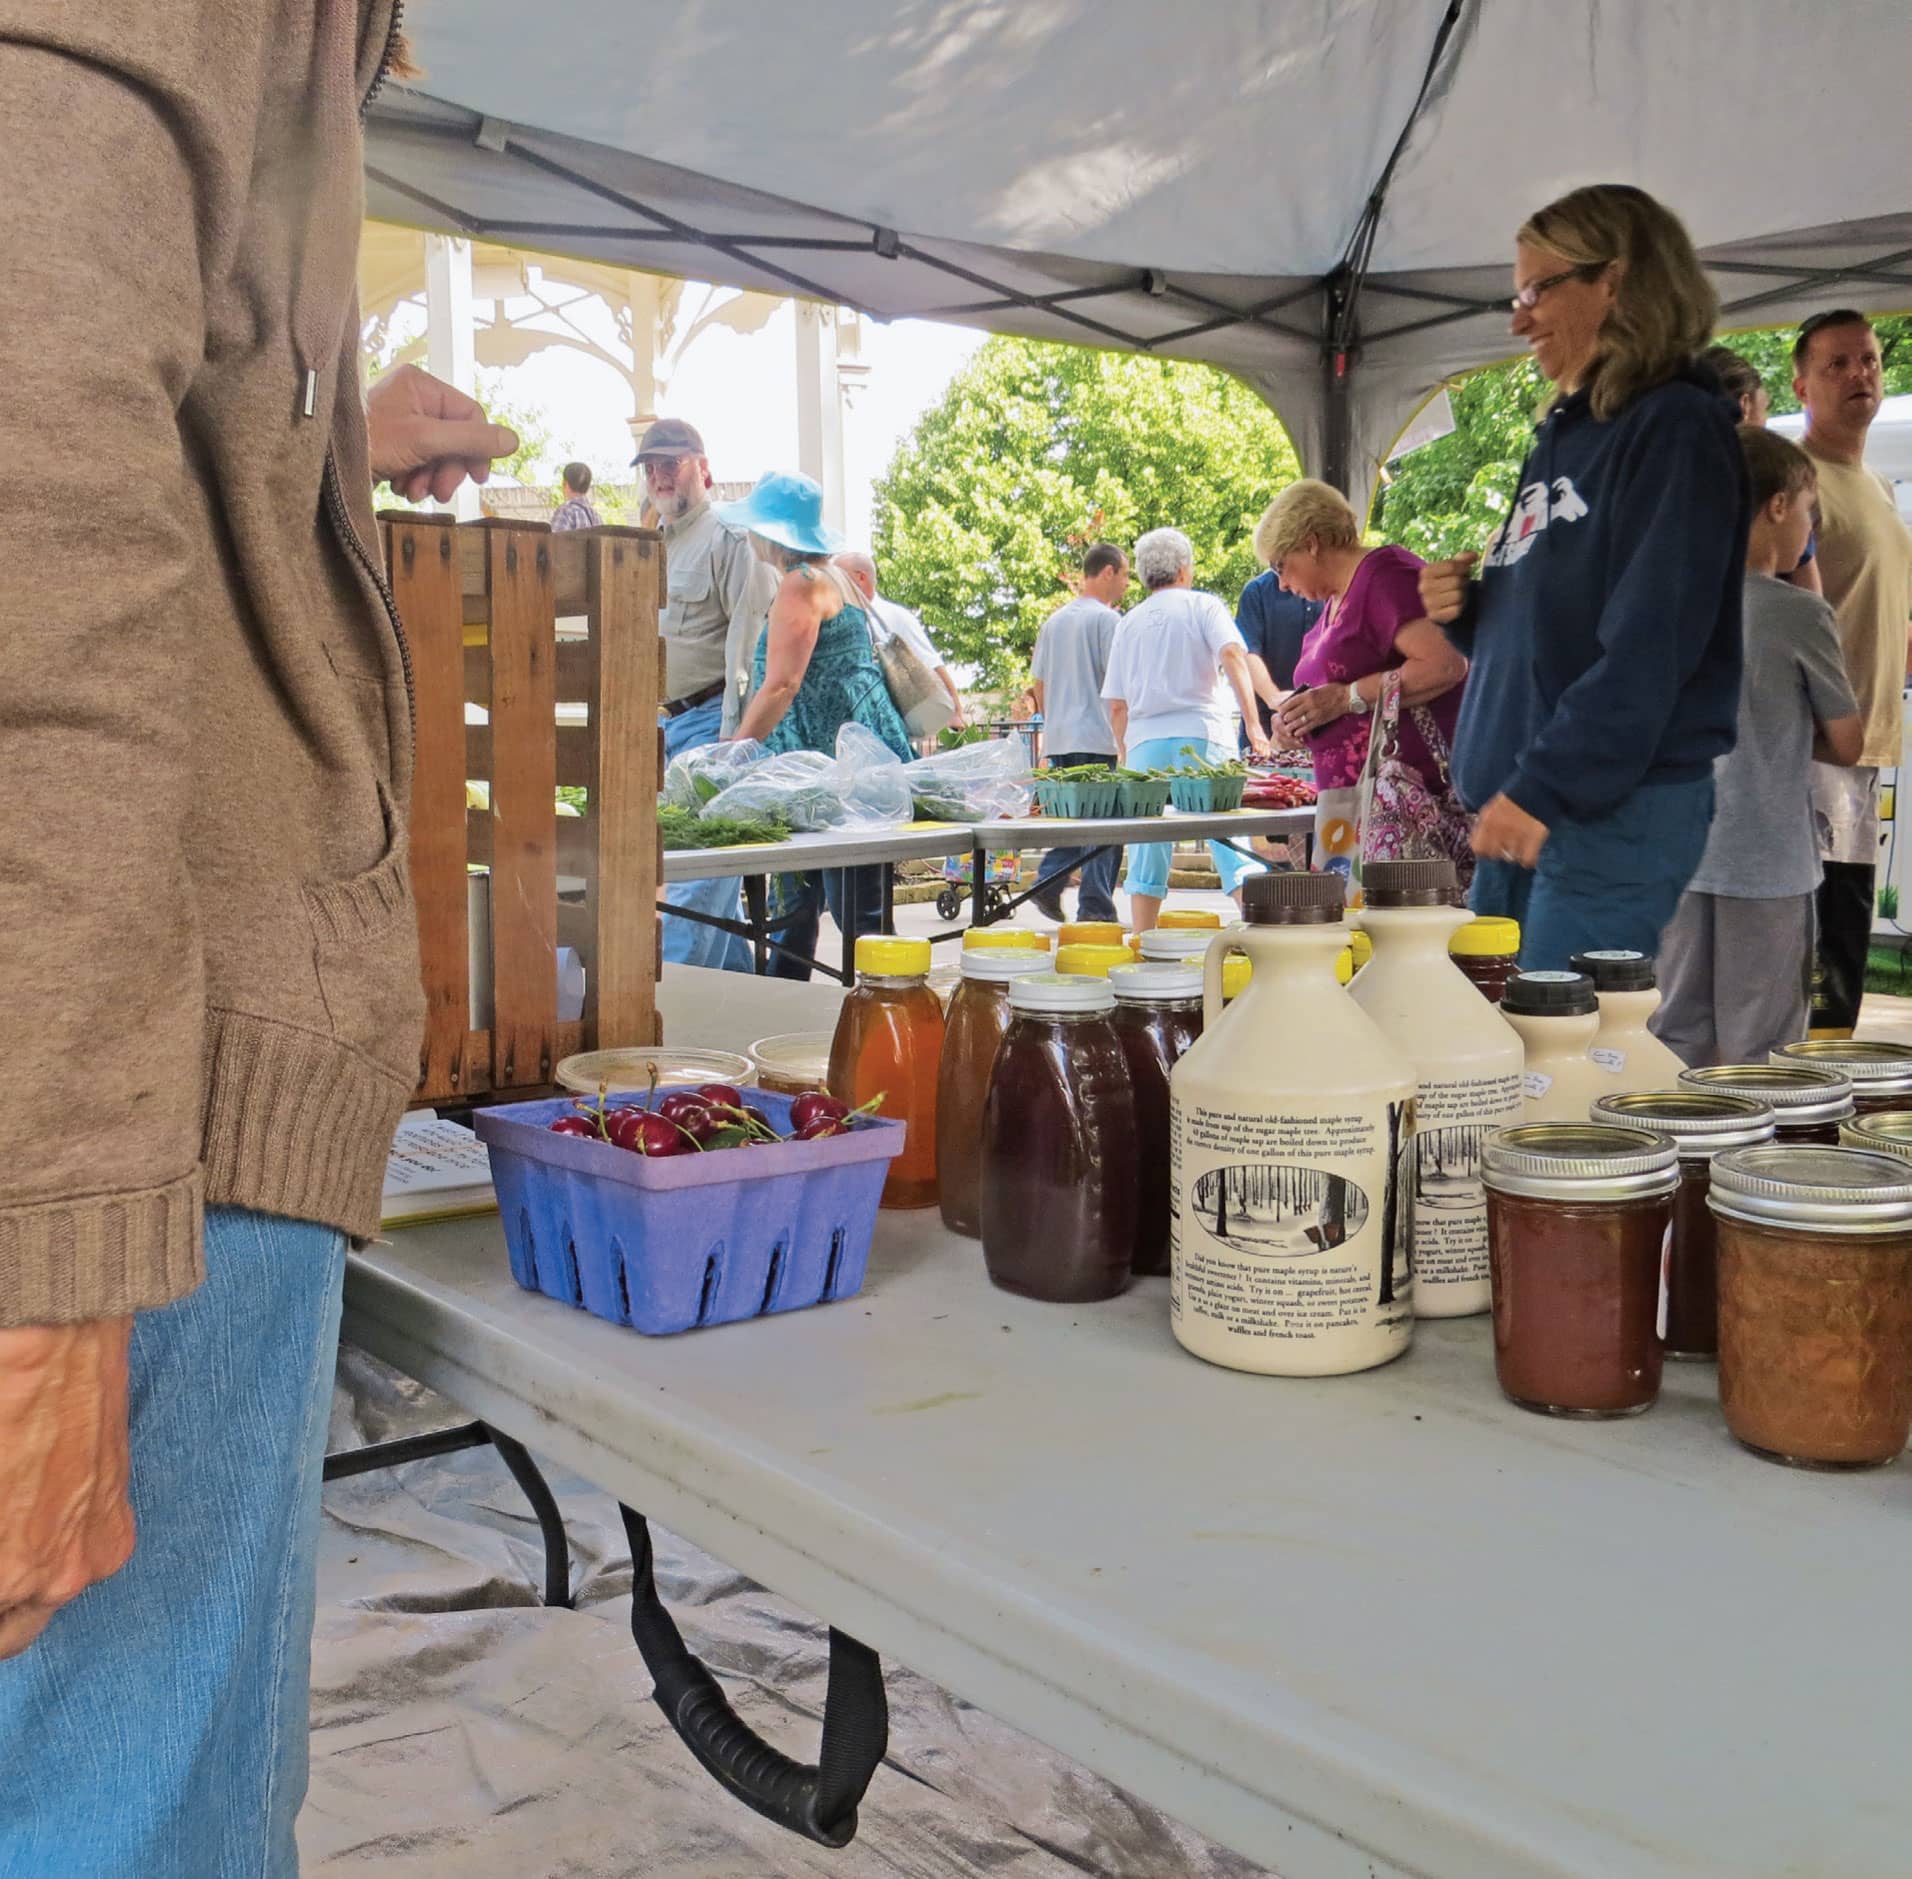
641;455;695;481
1509;264;1602;312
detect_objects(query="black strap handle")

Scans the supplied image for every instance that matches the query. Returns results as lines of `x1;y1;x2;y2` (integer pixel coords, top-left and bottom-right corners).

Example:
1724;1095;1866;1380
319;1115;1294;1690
620;1505;888;1848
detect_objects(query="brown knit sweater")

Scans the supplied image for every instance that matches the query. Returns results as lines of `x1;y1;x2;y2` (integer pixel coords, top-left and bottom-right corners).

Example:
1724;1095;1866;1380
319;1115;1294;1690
0;0;421;1324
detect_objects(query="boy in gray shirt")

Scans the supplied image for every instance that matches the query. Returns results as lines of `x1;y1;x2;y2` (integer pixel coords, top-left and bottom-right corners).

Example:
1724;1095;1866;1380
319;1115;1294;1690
1654;428;1862;1065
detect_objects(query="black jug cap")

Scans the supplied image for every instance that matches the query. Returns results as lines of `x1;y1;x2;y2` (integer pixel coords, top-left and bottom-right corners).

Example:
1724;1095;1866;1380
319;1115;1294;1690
1363;858;1459;907
1501;969;1598;1017
1241;872;1344;926
1570;949;1657;992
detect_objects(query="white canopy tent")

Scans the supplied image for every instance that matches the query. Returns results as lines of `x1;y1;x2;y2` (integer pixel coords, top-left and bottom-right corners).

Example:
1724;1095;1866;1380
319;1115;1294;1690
369;0;1912;512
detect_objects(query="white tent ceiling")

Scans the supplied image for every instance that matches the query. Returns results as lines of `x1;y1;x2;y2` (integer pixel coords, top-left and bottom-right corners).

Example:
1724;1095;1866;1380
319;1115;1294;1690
369;0;1912;511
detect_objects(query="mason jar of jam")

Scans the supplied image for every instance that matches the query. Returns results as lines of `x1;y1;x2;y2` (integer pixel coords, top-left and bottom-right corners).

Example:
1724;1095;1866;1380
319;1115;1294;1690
935;949;1052;1237
1590;1091;1775;1361
1448;915;1521;1003
1708;1145;1912;1468
980;974;1140;1300
1108;962;1205;1276
1481;1123;1679;1417
1677;1063;1854;1145
1842;1110;1912;1160
1771;1039;1912;1116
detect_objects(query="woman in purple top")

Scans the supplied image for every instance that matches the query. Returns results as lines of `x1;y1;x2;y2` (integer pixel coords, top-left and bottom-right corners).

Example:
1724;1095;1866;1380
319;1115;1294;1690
1254;480;1468;886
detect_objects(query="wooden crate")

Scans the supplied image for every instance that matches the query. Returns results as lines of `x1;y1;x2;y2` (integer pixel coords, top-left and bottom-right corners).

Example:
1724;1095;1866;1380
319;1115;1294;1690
382;513;665;1106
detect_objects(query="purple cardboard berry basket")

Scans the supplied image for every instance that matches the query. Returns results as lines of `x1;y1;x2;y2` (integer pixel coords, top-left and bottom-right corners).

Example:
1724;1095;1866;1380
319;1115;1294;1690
472;1090;905;1335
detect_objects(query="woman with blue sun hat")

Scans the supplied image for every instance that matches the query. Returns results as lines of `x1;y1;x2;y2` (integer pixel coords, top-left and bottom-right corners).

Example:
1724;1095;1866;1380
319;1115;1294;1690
724;470;912;977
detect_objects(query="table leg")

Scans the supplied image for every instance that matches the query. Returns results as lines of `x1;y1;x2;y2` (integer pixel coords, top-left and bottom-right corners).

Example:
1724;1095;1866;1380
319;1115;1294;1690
744;875;770;976
879;864;896;935
840;869;859;981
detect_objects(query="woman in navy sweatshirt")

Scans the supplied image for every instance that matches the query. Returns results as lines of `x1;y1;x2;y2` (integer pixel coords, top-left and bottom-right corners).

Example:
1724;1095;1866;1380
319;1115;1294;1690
1420;184;1749;969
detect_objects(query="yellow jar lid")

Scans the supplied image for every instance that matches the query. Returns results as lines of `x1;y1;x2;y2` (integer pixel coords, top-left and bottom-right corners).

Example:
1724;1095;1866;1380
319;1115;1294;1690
855;935;931;977
1054;943;1136;978
1336;946;1354;986
1449;915;1521;958
1156;909;1223;930
1222;954;1252;998
1057;921;1127;949
963;926;1054;952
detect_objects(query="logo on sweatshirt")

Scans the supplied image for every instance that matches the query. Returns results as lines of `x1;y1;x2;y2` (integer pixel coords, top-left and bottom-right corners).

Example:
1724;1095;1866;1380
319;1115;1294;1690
1484;475;1589;568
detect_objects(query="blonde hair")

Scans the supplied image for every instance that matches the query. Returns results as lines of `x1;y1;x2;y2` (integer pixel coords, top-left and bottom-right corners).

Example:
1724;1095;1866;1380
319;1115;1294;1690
1254;480;1360;569
1518;183;1717;421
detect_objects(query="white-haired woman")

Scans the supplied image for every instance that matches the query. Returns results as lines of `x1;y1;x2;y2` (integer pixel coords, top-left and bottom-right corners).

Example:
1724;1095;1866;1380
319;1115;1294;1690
1101;527;1275;932
1419;182;1749;969
1257;479;1469;895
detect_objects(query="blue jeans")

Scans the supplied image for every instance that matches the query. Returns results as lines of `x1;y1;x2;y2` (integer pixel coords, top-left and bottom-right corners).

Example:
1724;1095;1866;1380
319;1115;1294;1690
770;865;887;981
1037;748;1122;921
0;1208;346;1878
661;701;752;973
1470;777;1717;971
1123;735;1268;899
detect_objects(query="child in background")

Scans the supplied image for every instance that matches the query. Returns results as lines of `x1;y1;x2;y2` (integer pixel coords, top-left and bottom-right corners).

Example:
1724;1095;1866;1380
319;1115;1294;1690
1653;427;1862;1066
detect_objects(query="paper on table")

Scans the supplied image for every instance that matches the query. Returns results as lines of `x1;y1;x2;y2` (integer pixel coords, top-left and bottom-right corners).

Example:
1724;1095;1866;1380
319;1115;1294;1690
382;1112;497;1227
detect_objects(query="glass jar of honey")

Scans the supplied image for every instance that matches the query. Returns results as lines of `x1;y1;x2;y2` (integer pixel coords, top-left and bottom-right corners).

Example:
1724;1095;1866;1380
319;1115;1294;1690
1108;962;1205;1276
936;949;1051;1237
1448;916;1521;1003
827;936;945;1209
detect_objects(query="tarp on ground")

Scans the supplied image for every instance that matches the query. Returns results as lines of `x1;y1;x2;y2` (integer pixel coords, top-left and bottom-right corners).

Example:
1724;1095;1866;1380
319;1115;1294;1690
366;0;1912;510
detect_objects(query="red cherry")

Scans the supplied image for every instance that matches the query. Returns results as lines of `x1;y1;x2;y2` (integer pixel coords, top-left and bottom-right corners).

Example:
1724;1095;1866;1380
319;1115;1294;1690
550;1115;596;1136
604;1108;649;1151
794;1115;849;1140
740;1105;776;1136
790;1092;849;1132
696;1083;745;1110
629;1113;687;1157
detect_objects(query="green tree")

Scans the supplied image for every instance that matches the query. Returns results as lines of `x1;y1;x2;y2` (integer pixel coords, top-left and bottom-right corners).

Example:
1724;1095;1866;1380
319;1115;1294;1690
871;338;1300;690
1377;315;1912;561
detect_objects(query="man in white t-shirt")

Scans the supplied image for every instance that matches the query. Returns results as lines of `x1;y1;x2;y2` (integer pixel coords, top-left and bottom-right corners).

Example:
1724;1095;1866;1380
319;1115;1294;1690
833;552;966;746
1102;527;1273;932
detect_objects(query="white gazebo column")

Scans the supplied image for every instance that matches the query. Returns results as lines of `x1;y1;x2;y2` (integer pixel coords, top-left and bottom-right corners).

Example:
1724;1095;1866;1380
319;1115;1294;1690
425;233;481;520
794;302;846;536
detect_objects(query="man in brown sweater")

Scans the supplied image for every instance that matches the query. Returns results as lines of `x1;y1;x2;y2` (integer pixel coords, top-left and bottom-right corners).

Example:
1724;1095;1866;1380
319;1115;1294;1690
0;5;515;1869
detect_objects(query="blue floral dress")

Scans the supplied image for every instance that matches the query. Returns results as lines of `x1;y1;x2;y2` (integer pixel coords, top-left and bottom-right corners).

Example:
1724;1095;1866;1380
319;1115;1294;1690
752;585;913;764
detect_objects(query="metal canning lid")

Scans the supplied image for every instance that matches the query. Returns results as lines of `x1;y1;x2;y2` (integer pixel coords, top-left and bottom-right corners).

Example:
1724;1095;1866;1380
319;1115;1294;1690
1363;858;1457;906
1241;871;1344;925
1008;971;1116;1014
1569;949;1656;992
1589;1090;1776;1157
1108;961;1203;1001
1842;1110;1912;1159
1138;928;1217;960
1678;1063;1855;1125
1772;1039;1912;1090
1501;969;1597;1017
958;948;1054;982
1481;1122;1680;1202
1707;1145;1912;1235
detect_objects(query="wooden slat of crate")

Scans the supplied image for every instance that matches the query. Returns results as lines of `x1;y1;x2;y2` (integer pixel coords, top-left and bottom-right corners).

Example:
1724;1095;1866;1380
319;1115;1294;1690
456;523;594;625
583;530;665;1047
465;807;593;876
383;513;471;1103
463;639;595;707
482;523;559;1090
451;1022;584;1099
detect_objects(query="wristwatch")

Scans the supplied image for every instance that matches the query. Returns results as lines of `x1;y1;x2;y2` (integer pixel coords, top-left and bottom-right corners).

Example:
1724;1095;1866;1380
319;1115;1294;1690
1344;683;1371;716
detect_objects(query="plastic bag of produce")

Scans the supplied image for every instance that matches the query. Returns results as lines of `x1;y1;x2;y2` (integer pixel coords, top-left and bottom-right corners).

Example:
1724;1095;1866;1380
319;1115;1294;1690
663;737;765;808
902;735;1033;822
701;749;843;831
833;723;911;827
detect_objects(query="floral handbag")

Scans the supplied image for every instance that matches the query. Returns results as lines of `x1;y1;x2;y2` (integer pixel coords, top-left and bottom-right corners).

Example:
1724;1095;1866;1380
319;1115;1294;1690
1357;672;1476;892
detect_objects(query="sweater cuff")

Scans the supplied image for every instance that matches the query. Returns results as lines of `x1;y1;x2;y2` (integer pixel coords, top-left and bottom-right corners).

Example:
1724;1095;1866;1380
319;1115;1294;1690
0;1168;203;1327
1504;769;1569;830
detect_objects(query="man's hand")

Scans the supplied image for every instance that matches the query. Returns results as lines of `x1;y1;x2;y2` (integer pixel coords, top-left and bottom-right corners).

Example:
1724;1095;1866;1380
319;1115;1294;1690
1419;551;1479;626
1471;793;1549;869
366;364;519;505
0;1317;136;1659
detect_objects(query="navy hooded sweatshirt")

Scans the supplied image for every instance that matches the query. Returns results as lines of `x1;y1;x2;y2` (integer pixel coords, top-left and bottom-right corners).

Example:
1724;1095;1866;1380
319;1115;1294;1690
1445;366;1750;828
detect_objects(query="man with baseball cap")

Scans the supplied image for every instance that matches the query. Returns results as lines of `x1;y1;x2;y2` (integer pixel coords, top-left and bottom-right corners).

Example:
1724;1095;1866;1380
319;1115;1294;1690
636;418;777;970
